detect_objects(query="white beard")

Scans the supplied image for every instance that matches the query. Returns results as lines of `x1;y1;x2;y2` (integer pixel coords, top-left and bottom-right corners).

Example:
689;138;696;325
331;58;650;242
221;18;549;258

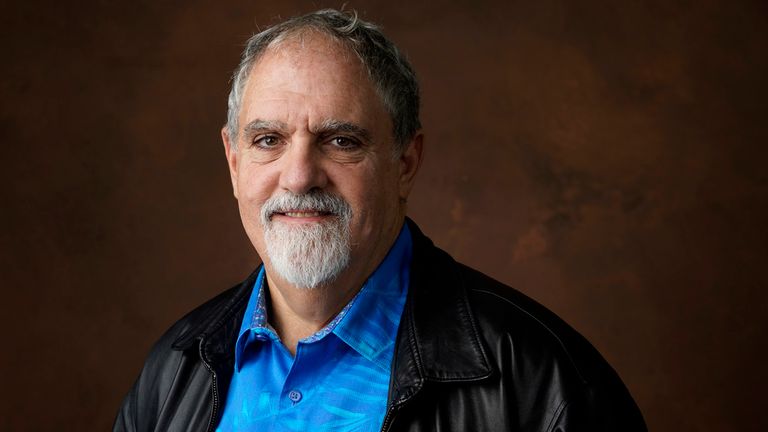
261;192;352;289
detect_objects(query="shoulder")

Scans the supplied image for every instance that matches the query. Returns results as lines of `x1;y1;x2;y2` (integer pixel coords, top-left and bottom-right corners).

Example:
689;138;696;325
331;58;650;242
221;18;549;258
114;273;256;431
453;261;646;430
455;263;605;385
132;275;251;377
406;218;645;429
138;271;256;376
407;219;603;383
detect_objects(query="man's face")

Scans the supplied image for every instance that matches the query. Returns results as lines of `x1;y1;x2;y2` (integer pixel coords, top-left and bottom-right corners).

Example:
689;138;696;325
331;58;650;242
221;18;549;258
223;34;421;290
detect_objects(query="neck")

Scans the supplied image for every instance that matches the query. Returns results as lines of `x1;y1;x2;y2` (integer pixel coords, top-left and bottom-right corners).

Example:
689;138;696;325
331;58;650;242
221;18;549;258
264;272;359;355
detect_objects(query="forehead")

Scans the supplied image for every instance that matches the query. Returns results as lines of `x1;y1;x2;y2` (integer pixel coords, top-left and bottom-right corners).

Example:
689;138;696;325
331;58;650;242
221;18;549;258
238;33;391;134
246;34;366;101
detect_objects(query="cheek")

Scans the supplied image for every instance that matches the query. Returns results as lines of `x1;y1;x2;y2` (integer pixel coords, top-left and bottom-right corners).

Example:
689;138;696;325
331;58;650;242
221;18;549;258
235;173;269;246
234;171;276;237
348;172;399;223
237;166;275;204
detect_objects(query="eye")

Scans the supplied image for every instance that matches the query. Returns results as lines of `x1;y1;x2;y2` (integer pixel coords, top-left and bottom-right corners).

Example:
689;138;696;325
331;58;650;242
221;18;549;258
253;135;280;149
329;136;359;150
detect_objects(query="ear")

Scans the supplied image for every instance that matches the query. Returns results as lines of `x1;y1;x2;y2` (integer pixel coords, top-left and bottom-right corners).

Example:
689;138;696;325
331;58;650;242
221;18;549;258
222;126;239;199
398;131;424;200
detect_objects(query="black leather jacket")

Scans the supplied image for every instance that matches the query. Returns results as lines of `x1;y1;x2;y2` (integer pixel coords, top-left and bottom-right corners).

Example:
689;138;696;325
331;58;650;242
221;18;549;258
114;221;646;431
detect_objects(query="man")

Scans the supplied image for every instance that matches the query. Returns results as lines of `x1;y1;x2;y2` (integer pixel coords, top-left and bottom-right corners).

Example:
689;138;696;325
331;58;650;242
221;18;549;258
115;9;646;432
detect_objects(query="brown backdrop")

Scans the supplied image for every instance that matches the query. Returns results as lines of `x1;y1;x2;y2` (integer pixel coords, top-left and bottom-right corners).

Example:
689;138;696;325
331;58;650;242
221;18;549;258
2;0;767;430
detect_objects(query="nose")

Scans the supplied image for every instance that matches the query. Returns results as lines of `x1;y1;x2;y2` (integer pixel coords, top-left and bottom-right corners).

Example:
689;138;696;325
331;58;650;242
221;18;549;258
278;138;328;195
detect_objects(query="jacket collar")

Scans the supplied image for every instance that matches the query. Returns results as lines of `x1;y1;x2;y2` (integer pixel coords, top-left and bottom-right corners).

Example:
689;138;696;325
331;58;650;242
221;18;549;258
171;270;256;374
171;219;493;402
388;219;493;403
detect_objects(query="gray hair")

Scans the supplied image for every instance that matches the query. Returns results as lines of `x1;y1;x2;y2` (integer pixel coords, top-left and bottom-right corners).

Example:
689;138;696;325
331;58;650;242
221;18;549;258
225;9;421;153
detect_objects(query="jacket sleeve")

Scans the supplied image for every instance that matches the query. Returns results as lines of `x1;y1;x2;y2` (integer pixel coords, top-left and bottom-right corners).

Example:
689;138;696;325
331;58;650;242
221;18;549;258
110;292;237;432
111;280;248;432
111;322;189;432
112;341;169;432
113;379;139;432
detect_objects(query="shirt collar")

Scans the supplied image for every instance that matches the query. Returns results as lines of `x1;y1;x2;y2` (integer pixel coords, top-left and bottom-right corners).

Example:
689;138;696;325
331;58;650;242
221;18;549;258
333;223;412;371
234;268;269;370
234;223;412;371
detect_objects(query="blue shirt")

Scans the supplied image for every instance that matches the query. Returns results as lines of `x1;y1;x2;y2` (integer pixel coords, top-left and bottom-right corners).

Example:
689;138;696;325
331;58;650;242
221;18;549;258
216;224;412;432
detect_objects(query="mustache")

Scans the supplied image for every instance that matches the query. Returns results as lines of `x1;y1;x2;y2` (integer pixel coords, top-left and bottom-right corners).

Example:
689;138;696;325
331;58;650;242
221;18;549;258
260;190;352;225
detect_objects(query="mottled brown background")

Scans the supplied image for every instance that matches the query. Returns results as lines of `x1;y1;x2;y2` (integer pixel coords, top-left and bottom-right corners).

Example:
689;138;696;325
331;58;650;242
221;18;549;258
2;0;767;430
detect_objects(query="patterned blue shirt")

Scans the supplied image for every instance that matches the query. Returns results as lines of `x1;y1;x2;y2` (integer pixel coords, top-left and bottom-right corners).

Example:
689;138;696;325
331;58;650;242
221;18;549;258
216;224;412;432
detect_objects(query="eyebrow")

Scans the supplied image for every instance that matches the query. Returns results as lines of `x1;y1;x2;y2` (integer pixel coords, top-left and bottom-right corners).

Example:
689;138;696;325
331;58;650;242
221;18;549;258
242;119;288;135
312;119;372;143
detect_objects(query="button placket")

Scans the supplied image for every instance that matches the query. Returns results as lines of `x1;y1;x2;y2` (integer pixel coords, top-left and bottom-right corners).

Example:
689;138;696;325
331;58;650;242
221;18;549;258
281;343;310;408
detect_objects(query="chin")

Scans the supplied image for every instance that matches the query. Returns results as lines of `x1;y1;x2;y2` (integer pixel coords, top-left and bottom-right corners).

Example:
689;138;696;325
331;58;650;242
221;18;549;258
263;214;351;289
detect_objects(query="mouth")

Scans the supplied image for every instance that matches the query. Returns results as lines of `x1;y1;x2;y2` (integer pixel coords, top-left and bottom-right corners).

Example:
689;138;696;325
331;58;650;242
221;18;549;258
260;191;351;227
271;210;334;221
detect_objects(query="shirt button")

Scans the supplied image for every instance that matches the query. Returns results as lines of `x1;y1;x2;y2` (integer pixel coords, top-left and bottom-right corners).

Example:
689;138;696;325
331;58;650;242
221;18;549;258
288;389;302;403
